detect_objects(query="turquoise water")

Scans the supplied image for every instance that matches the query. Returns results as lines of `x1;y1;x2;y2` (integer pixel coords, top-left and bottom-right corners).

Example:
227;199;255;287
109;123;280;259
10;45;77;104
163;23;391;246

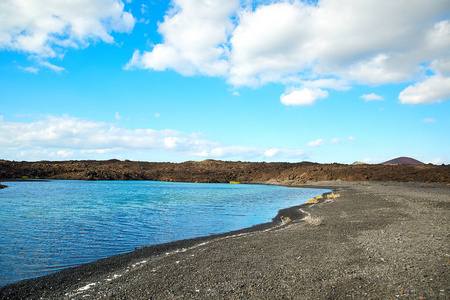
0;180;329;287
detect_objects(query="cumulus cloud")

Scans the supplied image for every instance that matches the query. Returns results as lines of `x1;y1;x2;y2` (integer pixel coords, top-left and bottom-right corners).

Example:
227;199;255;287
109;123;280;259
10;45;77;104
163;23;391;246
360;93;384;101
280;87;328;106
0;0;135;57
348;136;356;141
0;114;307;161
126;0;450;106
124;0;238;76
399;74;450;104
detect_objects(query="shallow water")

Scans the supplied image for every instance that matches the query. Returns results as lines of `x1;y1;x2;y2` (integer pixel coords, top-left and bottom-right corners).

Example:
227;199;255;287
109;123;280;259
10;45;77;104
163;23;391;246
0;180;329;287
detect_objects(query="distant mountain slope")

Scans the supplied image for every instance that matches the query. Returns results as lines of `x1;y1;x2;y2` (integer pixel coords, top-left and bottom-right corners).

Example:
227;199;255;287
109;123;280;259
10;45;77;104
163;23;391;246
381;157;425;165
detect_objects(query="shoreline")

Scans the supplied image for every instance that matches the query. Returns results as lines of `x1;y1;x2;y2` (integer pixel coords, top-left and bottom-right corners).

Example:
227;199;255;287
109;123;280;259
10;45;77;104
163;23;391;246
1;181;449;299
0;182;331;289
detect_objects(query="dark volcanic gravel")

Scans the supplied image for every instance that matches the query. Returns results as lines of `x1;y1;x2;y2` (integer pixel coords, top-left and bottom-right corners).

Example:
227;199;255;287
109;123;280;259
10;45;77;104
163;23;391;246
1;181;449;299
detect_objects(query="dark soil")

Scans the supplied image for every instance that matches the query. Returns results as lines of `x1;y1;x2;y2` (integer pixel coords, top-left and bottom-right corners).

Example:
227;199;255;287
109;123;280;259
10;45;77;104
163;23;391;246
0;159;449;183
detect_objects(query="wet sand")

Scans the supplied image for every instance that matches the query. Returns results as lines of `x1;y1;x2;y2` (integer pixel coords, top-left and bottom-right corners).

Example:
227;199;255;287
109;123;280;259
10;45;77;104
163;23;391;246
1;181;449;299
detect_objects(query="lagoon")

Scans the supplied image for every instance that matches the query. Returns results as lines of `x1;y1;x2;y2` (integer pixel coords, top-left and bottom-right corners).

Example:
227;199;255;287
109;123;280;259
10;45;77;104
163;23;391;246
0;180;329;287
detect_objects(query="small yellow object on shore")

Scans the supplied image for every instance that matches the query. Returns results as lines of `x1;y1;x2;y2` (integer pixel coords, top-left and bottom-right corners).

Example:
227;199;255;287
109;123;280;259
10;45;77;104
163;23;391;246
280;216;291;224
327;193;341;199
229;181;240;184
306;198;319;204
315;195;323;200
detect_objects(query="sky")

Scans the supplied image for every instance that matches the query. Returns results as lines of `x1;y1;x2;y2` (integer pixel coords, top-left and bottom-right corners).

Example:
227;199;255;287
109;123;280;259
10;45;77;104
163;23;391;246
0;0;449;164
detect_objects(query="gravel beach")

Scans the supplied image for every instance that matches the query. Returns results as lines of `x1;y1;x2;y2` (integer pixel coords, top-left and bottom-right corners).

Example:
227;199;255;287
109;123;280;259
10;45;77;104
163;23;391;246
1;181;449;299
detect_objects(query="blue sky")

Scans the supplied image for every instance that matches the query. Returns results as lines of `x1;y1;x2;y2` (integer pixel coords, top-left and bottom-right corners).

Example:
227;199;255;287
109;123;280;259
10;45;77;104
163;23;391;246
0;0;449;164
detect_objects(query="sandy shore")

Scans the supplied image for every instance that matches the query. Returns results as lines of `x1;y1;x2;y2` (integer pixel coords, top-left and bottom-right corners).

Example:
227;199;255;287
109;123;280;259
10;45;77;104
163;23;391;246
1;181;449;299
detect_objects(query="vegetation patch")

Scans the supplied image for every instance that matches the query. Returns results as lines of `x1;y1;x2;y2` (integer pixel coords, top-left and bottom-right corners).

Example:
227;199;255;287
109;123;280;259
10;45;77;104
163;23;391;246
327;193;341;199
306;198;319;204
280;216;292;224
325;193;341;203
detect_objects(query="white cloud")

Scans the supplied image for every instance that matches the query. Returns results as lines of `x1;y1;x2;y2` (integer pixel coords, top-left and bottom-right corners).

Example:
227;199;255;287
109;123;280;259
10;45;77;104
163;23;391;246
141;4;148;14
115;112;122;120
19;66;39;74
0;0;135;57
307;137;341;147
56;150;74;157
307;139;325;147
399;74;450;104
126;0;450;106
299;78;350;91
80;149;115;154
280;87;328;106
40;61;65;72
154;113;160;118
430;58;450;76
124;0;239;76
423;118;436;123
360;93;384;101
0;114;307;161
427;157;448;165
363;157;383;164
209;146;259;158
348;136;356;141
329;138;340;144
264;148;307;159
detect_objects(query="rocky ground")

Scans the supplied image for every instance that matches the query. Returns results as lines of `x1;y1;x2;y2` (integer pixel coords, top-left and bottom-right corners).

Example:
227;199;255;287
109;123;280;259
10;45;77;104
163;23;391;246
1;181;448;299
0;159;449;183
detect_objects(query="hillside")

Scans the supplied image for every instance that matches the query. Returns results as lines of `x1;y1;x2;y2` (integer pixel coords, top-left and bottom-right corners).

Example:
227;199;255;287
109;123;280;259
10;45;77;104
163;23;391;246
381;157;425;165
0;159;448;184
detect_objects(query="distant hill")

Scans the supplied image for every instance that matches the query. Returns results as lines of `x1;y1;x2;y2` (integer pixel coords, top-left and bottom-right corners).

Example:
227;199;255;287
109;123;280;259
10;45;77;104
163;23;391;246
381;157;424;165
0;159;448;183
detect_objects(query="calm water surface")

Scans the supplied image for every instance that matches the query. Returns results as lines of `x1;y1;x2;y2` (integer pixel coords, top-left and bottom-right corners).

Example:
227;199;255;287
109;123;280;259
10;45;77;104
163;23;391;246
0;180;329;287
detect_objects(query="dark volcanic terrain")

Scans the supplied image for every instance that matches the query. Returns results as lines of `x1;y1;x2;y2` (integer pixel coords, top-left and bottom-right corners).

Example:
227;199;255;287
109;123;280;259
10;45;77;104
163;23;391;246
0;159;448;184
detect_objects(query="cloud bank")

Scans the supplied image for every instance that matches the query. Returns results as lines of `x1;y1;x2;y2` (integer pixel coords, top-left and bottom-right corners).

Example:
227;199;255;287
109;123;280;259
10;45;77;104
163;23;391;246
0;115;307;161
126;0;450;105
